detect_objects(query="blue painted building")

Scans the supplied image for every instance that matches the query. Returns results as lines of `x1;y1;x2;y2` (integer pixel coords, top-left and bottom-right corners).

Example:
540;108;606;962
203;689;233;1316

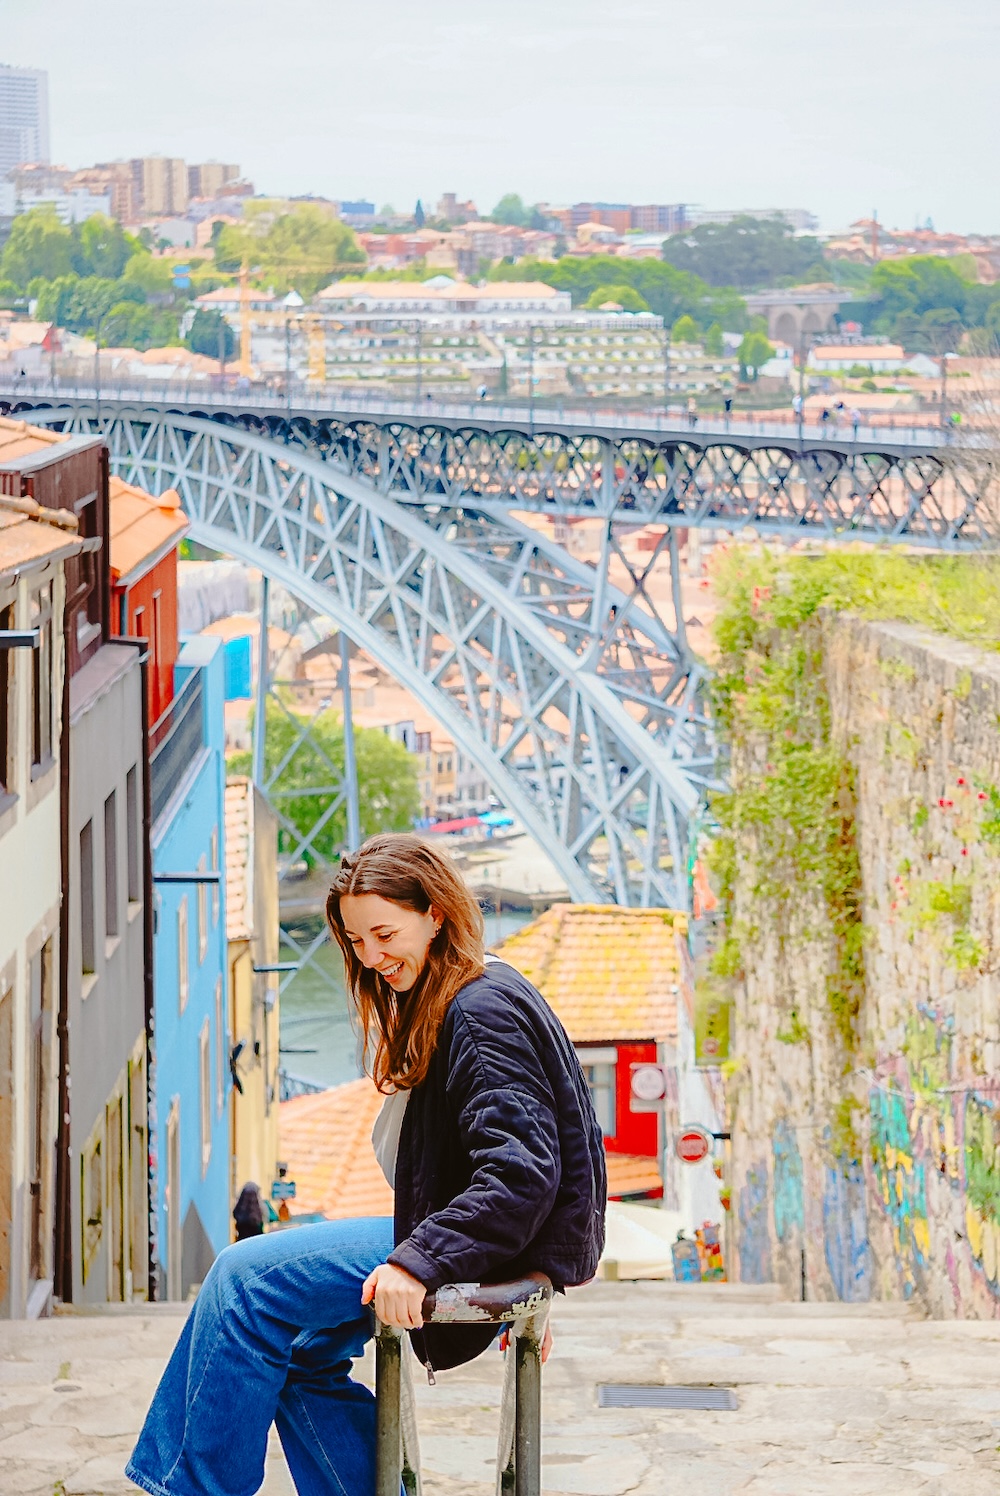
150;633;231;1300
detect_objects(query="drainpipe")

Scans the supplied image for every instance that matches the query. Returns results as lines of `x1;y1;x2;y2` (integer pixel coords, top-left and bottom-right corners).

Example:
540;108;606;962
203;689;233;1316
111;634;155;1301
53;582;73;1303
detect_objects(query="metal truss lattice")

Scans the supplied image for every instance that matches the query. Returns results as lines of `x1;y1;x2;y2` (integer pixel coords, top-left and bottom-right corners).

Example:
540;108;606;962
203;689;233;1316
34;407;712;906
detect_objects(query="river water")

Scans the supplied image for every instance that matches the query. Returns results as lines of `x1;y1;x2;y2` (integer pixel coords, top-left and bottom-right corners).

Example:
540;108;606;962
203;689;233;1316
278;909;535;1091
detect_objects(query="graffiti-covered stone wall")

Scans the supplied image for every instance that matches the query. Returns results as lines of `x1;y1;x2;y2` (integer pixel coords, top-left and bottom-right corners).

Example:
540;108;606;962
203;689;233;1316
727;615;1000;1317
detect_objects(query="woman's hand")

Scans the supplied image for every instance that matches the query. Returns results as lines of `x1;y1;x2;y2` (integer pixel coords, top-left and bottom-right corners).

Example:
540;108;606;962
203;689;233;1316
362;1262;427;1329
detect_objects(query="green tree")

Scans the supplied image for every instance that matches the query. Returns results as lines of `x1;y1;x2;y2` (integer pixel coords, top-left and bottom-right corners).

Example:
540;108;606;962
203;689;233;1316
1;208;73;288
120;253;176;298
215;203;364;295
672;314;700;342
491;193;528;226
188;307;236;360
229;701;420;864
663;215;825;291
737;329;775;380
71;214;137;280
582;283;650;312
488;253;746;330
704;321;725;356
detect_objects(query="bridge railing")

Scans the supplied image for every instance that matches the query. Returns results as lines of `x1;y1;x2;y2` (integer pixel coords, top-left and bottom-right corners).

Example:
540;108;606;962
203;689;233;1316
0;374;950;448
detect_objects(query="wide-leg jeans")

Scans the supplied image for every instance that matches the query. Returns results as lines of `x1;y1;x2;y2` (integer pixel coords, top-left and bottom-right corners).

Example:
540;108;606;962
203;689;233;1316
126;1215;396;1496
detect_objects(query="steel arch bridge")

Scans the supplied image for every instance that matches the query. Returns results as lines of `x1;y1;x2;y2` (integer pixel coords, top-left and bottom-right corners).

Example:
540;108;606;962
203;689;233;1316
14;394;995;908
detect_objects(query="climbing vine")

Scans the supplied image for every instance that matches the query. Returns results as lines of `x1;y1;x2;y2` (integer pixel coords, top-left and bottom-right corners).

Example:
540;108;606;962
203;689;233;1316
709;548;1000;1059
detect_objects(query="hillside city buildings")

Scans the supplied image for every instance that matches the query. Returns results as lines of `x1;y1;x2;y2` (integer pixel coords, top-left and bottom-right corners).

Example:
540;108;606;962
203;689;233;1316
0;413;281;1318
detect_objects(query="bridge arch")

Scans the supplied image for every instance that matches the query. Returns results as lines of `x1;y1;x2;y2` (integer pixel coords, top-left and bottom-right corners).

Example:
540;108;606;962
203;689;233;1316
29;405;711;908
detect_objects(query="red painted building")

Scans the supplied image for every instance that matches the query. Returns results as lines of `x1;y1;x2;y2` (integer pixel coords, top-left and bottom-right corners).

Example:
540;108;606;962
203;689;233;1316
498;905;685;1201
107;477;188;726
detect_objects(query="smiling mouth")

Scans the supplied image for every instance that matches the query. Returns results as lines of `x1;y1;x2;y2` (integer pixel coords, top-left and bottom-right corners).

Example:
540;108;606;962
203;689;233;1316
380;960;404;980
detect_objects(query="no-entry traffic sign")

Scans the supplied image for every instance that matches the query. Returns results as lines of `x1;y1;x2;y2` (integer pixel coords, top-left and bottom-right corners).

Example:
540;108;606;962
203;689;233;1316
674;1126;711;1164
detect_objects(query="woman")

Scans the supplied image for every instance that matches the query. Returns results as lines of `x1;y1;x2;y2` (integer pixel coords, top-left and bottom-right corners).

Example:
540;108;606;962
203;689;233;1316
126;833;606;1496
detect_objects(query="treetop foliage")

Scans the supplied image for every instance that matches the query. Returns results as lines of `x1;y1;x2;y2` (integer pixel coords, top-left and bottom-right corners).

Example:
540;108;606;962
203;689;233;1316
228;700;420;864
215;202;364;294
663;215;826;291
489;253;747;332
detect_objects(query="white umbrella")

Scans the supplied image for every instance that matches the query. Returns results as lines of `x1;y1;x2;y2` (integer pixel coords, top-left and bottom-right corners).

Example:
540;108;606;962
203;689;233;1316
600;1201;688;1280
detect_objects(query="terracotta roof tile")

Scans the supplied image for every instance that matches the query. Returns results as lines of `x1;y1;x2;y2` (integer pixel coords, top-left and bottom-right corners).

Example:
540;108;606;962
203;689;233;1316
0;508;82;575
0;413;68;465
280;1077;394;1221
108;474;188;584
606;1152;663;1200
497;904;683;1043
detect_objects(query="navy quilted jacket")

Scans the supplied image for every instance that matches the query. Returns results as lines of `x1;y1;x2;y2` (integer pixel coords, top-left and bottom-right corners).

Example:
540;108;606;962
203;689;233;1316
387;959;607;1372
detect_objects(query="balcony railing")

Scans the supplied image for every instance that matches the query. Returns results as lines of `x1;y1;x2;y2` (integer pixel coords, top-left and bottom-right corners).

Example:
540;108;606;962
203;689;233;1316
150;669;205;825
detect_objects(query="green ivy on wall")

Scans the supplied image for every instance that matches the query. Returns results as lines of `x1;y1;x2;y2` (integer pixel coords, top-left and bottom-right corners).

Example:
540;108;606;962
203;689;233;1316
709;548;1000;1056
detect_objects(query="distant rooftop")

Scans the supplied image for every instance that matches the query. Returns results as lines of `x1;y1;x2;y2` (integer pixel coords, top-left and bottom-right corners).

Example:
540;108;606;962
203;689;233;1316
498;904;684;1044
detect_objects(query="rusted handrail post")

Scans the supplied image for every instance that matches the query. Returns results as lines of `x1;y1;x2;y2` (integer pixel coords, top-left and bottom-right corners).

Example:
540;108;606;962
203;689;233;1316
375;1274;553;1496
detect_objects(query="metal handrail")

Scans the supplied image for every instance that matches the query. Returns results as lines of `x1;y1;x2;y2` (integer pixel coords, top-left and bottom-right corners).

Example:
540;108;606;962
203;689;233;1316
375;1273;552;1496
0;374;953;450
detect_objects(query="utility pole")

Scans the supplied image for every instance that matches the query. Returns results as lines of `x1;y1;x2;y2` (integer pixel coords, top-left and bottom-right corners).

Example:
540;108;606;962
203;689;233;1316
663;324;672;420
415;320;422;405
339;632;361;851
252;577;270;790
528;325;535;433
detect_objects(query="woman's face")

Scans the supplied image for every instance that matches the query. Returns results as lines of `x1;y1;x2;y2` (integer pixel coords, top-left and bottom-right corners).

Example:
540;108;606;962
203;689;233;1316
339;893;440;993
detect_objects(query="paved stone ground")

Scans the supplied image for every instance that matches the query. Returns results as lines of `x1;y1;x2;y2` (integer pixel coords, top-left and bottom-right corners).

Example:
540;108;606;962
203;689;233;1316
2;1282;999;1495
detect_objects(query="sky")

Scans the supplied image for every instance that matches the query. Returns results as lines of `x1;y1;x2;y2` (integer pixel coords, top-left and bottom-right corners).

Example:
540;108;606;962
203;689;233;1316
3;0;999;234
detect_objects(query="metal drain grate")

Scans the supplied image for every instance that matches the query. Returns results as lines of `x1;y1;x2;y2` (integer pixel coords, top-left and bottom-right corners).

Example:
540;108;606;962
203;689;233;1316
598;1384;738;1411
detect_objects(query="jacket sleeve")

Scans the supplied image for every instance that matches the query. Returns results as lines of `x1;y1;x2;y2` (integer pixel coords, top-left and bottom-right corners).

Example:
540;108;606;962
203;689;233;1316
387;997;561;1291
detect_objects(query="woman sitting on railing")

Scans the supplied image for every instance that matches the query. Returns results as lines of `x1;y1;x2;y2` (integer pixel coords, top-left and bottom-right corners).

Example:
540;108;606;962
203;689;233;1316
126;832;607;1496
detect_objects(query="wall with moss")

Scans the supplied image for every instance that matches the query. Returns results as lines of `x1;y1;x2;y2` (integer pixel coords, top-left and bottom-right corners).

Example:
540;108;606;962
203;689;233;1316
713;553;1000;1317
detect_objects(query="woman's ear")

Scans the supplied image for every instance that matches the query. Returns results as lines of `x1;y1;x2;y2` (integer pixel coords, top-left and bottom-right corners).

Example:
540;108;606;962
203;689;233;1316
429;905;444;934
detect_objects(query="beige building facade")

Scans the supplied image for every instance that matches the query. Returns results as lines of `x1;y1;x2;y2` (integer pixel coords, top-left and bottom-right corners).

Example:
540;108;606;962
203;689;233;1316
225;778;281;1213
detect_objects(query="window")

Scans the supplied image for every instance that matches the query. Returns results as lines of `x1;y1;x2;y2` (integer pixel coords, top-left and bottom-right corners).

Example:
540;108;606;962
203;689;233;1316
200;1018;211;1175
577;1047;617;1138
177;896;189;1013
209;826;219;926
104;791;119;940
0;602;13;797
215;975;225;1117
30;584;53;769
126;766;140;903
80;820;96;975
197;854;208;963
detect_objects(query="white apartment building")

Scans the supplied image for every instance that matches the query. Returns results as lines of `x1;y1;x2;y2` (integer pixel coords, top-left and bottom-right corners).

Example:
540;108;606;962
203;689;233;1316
0;65;49;181
0;503;81;1319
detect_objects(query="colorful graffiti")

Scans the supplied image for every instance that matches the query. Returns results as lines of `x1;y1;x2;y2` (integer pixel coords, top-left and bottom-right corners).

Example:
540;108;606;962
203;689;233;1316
772;1119;805;1242
823;1155;872;1302
963;1096;1000;1296
738;1161;772;1284
868;1081;929;1298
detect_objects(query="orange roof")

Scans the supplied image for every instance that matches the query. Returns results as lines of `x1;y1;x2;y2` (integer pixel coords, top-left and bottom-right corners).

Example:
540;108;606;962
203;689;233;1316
108;474;188;585
497;904;683;1043
0;507;82;577
280;1077;394;1221
606;1152;662;1199
0;413;68;466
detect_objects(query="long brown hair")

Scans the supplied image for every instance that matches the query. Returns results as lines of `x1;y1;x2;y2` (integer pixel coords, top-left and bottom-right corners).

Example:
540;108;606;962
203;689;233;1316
325;833;485;1092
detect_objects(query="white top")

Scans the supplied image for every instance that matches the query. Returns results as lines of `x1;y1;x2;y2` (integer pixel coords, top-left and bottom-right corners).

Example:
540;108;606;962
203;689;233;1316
371;954;505;1186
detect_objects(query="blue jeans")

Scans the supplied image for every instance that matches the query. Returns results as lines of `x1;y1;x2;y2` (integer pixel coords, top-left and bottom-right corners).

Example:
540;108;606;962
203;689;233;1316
126;1216;395;1496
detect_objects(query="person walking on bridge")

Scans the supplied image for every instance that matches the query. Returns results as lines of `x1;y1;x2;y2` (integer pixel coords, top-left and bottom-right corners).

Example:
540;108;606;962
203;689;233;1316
126;833;606;1496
